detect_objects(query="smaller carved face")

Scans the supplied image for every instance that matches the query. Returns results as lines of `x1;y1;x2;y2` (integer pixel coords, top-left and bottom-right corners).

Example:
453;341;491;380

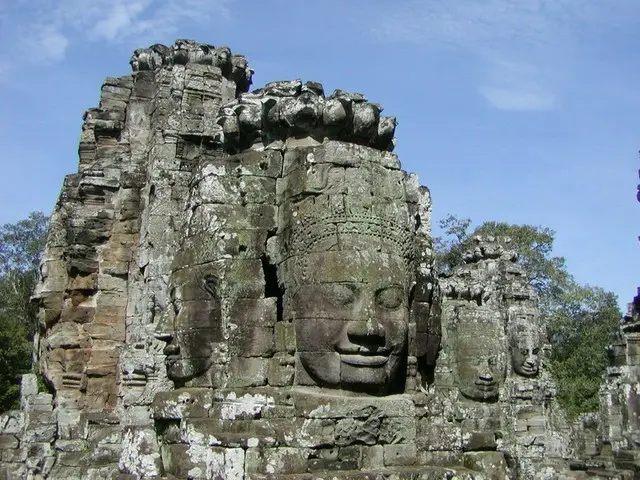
456;350;503;401
510;318;541;377
454;321;506;401
161;270;223;384
511;341;539;377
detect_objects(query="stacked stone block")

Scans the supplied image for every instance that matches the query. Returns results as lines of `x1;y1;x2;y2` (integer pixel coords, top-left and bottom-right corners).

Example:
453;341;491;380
589;312;640;477
10;40;253;479
151;388;490;479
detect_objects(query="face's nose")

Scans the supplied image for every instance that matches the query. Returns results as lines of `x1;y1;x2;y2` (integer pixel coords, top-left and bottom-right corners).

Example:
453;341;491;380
478;359;494;382
163;343;180;356
154;331;172;342
346;320;386;349
154;332;179;356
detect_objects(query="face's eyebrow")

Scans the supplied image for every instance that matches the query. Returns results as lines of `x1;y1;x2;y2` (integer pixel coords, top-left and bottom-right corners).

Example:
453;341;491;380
314;281;361;290
375;282;405;290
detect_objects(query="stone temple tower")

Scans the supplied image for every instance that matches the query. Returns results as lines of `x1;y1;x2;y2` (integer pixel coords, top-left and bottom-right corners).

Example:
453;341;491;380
0;40;633;479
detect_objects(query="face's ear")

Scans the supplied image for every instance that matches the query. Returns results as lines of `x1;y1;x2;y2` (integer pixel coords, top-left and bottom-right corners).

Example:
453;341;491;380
169;285;181;315
408;280;417;306
202;274;219;299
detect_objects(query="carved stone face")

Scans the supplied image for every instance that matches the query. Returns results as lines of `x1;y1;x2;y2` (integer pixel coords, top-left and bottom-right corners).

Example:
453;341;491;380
290;249;410;394
511;339;539;377
454;322;506;401
161;269;223;384
510;316;540;377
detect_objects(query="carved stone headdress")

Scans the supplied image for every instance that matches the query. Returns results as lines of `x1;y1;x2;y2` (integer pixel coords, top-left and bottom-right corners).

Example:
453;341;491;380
287;212;414;256
280;206;416;289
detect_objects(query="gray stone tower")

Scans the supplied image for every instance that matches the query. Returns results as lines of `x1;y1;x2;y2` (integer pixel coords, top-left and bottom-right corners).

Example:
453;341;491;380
2;40;634;479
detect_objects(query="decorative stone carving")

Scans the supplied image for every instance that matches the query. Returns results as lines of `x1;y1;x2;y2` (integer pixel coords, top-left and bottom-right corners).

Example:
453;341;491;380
130;39;253;94
508;309;541;378
215;79;397;153
160;264;224;385
441;237;516;404
286;235;412;394
451;307;507;401
277;166;419;394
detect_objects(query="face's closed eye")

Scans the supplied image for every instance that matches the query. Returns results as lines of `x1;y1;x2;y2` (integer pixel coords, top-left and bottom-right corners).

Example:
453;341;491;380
375;286;404;309
321;282;359;306
171;287;182;314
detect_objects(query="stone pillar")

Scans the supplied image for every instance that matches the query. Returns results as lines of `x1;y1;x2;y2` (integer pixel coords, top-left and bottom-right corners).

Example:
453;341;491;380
29;40;252;479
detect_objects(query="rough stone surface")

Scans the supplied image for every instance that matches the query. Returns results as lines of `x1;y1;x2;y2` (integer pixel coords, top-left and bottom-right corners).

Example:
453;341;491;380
1;39;637;479
579;302;640;479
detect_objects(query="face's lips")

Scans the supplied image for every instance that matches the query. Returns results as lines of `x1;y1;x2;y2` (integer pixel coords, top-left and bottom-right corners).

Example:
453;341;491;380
336;344;391;355
340;354;389;367
520;365;538;375
474;380;497;389
165;355;181;364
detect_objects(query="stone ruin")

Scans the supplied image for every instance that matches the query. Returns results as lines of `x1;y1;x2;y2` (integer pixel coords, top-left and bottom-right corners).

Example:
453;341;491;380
0;39;638;479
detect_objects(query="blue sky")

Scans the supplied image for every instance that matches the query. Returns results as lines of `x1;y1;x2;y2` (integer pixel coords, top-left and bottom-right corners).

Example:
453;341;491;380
0;0;638;309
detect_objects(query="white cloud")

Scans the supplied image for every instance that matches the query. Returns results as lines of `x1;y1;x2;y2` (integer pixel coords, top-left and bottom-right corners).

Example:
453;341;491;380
373;0;636;49
369;0;638;111
479;86;555;111
25;25;70;63
0;0;233;81
478;58;556;112
92;2;149;41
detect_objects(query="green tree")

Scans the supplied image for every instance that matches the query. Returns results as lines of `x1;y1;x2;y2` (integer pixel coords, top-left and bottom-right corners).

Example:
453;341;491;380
548;286;620;417
434;214;621;417
0;211;49;337
0;315;32;410
433;214;472;274
0;211;49;411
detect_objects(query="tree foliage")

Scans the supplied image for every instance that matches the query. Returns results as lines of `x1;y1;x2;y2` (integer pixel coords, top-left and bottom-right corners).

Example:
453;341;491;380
0;212;49;411
434;214;621;417
432;214;472;275
548;286;620;417
0;315;32;410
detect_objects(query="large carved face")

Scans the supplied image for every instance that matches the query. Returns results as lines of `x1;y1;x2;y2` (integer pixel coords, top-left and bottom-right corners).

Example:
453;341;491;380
454;321;506;401
510;314;540;378
161;268;223;384
289;249;410;394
